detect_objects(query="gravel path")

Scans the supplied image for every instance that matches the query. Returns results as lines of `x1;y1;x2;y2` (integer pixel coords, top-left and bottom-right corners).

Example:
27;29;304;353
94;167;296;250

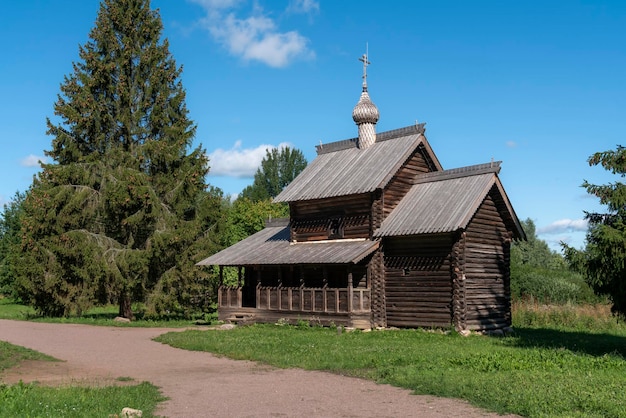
0;320;516;417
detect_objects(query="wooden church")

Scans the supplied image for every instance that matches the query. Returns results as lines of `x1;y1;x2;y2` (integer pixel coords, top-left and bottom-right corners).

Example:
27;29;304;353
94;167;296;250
198;54;525;331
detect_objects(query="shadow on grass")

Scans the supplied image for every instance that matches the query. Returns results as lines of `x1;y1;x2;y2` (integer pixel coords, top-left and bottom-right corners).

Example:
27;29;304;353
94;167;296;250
80;312;120;320
508;327;626;358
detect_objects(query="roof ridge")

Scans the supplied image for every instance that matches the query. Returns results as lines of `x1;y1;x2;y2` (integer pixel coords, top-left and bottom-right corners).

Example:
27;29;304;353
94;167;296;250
316;138;357;155
413;161;501;184
377;123;426;142
315;123;426;155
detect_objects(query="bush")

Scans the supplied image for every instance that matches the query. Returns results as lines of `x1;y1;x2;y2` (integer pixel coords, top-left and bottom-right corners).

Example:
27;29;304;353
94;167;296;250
511;266;600;304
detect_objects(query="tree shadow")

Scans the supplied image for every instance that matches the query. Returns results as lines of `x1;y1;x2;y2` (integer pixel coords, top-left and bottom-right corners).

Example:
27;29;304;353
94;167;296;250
505;327;626;358
80;312;119;320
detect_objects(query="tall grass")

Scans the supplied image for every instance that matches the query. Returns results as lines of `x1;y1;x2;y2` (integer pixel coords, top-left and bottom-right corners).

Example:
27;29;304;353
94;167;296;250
513;300;622;332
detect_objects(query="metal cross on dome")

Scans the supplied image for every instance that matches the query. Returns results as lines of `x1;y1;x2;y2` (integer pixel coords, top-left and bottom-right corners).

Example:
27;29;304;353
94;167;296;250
359;46;370;87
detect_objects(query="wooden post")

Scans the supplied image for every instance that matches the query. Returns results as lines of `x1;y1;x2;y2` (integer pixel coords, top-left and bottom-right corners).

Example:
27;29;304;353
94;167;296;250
218;266;224;308
288;266;294;310
299;266;305;311
348;269;354;313
359;289;364;311
277;268;283;311
256;268;261;309
237;266;242;287
218;267;223;307
322;266;328;313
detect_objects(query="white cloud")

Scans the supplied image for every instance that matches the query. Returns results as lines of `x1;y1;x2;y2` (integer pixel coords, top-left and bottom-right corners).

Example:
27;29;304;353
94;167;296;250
192;0;242;10
208;140;291;177
537;218;588;235
506;140;517;148
191;0;315;67
21;154;49;167
287;0;320;14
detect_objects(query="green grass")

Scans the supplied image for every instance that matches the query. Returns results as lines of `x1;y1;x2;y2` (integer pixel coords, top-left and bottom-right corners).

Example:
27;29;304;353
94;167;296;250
1;327;165;417
0;297;35;320
0;298;197;328
513;300;622;332
0;381;165;418
0;341;56;372
156;319;626;417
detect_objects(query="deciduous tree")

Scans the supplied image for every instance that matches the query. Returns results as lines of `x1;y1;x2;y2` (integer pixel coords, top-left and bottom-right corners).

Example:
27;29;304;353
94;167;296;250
240;147;307;201
511;218;564;270
223;198;289;246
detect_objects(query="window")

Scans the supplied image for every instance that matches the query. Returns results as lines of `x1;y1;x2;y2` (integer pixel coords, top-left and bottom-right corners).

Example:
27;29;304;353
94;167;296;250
328;217;344;239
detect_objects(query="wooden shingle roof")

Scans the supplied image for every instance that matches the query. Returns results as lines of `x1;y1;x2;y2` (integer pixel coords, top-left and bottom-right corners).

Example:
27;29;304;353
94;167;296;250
374;162;525;239
197;220;379;267
274;124;442;203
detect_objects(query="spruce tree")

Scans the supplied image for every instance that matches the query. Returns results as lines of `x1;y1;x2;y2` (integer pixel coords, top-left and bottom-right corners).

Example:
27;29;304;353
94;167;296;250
564;145;626;318
15;0;223;318
0;192;26;299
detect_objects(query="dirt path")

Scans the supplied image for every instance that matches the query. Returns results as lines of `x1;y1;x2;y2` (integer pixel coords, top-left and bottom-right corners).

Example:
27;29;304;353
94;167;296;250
0;320;516;417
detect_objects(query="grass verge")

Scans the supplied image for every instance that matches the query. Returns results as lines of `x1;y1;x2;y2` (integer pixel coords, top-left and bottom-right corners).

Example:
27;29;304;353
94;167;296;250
156;316;626;418
0;381;165;418
0;298;196;328
1;338;165;417
0;341;56;372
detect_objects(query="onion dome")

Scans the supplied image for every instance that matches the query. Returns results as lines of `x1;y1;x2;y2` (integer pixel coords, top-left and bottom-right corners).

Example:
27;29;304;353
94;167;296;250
352;51;379;149
352;87;380;125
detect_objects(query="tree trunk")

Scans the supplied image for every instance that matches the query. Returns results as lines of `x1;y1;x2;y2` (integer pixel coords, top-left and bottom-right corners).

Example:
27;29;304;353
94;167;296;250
119;291;133;320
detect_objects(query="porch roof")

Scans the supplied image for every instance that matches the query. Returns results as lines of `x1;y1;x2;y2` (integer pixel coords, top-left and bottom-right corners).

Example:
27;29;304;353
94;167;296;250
197;225;380;267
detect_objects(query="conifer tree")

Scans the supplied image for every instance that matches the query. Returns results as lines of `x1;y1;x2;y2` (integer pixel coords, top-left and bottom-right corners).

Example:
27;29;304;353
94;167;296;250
564;145;626;317
15;0;224;318
0;192;26;299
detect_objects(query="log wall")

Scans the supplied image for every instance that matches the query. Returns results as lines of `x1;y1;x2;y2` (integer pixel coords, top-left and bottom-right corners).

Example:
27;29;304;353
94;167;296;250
451;231;467;331
384;234;454;328
370;249;386;328
290;193;372;242
463;191;512;330
383;145;434;218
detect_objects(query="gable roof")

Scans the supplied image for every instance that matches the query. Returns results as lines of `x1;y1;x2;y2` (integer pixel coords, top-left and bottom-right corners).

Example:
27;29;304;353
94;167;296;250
374;162;525;239
197;219;379;267
274;124;442;203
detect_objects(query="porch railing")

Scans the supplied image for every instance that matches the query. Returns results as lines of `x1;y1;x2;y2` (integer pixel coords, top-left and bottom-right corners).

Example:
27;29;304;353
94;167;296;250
218;286;371;314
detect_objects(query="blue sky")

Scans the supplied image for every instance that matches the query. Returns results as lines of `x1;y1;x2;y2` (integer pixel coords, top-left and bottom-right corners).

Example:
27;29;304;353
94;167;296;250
1;0;624;251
